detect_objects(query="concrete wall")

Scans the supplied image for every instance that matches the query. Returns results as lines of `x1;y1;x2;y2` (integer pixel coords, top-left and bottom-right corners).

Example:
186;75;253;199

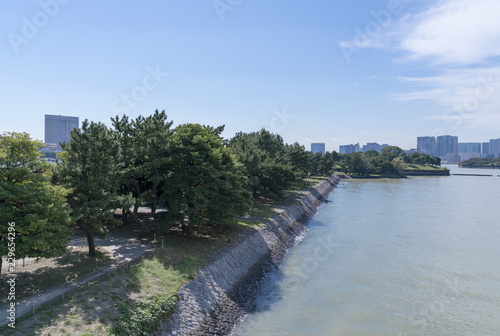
160;176;341;336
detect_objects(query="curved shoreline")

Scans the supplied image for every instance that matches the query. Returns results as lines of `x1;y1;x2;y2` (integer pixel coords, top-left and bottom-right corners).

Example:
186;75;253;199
160;176;341;335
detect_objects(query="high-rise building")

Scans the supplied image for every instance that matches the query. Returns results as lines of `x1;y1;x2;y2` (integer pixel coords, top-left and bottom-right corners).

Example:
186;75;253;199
417;136;436;156
436;135;458;157
490;138;500;158
482;142;490;155
465;143;481;153
339;143;360;154
311;143;326;155
45;114;79;149
458;142;481;153
362;142;388;153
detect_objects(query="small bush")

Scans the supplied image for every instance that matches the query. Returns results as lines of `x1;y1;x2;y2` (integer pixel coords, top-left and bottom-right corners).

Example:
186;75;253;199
111;293;177;336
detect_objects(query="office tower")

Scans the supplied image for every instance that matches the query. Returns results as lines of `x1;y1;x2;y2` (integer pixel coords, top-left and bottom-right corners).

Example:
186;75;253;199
362;142;382;153
458;142;481;153
339;143;360;154
417;136;436;156
45;114;79;148
490;138;500;158
482;142;490;155
465;143;481;153
436;135;458;157
311;143;326;155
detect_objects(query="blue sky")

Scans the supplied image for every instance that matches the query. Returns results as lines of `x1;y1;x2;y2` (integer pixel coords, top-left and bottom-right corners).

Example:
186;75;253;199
1;0;499;152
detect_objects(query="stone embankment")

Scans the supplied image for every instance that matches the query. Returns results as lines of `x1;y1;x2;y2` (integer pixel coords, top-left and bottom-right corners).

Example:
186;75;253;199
160;176;341;336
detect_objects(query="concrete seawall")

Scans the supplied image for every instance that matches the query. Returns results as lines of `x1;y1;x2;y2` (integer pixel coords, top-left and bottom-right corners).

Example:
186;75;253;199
160;176;341;336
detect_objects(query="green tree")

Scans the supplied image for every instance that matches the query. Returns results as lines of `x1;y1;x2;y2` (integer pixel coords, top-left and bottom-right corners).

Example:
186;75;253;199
160;124;252;235
341;152;369;175
381;146;403;161
318;151;334;176
53;121;133;256
330;150;340;162
229;129;295;197
0;132;71;272
112;110;174;235
286;142;312;180
429;156;441;166
309;151;323;176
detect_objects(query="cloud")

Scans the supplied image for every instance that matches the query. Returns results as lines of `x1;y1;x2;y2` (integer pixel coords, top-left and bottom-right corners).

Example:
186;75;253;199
339;0;500;65
338;0;500;131
391;67;500;129
399;0;500;65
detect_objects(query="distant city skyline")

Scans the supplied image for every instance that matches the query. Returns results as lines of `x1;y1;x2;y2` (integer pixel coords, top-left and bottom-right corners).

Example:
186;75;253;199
339;135;500;162
9;111;500;156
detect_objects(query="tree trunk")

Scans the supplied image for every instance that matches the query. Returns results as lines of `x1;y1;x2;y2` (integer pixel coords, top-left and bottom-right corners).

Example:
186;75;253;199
182;223;193;236
151;182;158;216
131;203;148;235
122;208;129;222
86;230;96;257
0;257;3;274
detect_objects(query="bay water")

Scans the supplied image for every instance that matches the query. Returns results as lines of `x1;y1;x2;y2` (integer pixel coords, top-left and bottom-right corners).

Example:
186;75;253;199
233;165;500;336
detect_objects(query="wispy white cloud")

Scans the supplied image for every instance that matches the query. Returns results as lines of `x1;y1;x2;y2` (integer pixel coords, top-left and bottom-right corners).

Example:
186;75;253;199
392;67;500;129
339;0;500;131
399;0;500;65
384;1;500;130
341;0;500;65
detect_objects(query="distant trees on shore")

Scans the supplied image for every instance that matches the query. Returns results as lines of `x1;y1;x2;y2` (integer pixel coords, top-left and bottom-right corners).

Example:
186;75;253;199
459;157;500;168
337;146;442;176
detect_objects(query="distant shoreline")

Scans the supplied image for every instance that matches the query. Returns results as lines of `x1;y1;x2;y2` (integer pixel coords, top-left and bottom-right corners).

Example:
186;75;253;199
459;166;500;169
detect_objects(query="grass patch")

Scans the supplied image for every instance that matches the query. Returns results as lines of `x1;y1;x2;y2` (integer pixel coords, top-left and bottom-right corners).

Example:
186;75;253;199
403;164;447;170
0;248;110;307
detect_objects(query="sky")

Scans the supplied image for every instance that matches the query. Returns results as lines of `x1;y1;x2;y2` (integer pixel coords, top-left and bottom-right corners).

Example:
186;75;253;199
1;0;500;152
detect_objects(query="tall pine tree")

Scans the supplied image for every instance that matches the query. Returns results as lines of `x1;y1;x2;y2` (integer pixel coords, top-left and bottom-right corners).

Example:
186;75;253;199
160;124;252;235
53;121;133;256
112;110;173;235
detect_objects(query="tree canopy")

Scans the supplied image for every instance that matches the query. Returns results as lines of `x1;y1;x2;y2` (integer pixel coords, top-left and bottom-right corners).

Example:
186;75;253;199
112;110;174;234
0;132;71;271
160;123;252;235
228;129;298;197
53;121;133;256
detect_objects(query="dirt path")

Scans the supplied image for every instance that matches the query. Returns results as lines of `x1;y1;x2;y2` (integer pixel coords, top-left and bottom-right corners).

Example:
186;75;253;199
1;224;153;326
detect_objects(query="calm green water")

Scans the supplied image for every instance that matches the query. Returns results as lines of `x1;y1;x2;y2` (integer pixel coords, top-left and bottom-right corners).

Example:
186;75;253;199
233;165;500;336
